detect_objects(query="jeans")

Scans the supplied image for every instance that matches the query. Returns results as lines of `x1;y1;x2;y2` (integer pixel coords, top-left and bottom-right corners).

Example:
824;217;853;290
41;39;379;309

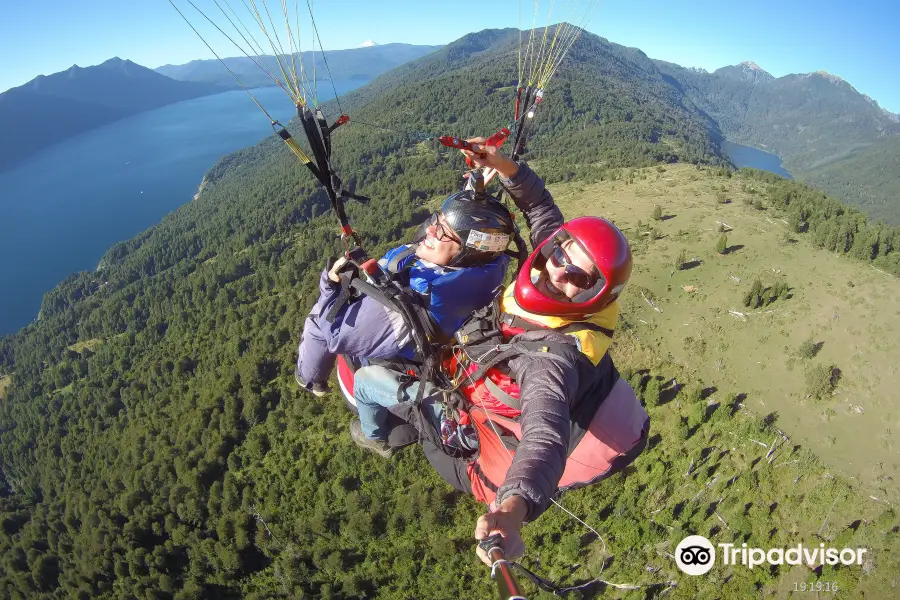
353;365;445;441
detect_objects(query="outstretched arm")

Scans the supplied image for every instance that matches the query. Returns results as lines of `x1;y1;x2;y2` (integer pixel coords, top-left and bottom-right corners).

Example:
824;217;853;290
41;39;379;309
470;334;577;565
461;141;565;248
497;342;575;521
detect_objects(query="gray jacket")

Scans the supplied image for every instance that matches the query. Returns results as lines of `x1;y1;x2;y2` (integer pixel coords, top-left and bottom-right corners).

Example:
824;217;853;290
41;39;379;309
492;164;600;521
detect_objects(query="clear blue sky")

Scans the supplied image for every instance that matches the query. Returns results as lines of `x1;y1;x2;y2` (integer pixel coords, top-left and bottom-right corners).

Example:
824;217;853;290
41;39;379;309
2;0;898;112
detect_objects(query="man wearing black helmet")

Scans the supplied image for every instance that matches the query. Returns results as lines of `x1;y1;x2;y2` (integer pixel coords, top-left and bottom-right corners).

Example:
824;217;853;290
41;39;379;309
294;189;517;455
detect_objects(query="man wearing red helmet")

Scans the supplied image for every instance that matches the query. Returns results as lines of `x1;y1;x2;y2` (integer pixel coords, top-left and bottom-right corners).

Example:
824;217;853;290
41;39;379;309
350;142;649;567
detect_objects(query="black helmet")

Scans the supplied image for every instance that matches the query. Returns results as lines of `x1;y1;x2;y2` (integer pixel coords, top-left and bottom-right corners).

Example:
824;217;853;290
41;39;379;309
439;190;515;267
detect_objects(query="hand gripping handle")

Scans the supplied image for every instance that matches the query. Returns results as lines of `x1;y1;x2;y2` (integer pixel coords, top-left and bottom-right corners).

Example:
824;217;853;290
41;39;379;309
478;534;527;600
465;127;511;167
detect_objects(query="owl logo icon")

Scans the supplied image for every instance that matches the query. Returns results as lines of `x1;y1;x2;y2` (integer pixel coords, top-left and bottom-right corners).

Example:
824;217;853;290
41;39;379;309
675;535;716;575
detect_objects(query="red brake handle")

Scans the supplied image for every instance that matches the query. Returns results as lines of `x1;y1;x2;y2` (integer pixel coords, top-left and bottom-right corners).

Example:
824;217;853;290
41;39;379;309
444;128;511;167
484;127;510;148
328;114;350;133
441;136;487;168
439;136;484;153
467;127;511;166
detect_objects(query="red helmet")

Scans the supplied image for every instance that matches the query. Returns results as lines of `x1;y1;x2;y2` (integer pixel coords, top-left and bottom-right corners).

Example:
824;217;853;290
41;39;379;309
514;217;632;318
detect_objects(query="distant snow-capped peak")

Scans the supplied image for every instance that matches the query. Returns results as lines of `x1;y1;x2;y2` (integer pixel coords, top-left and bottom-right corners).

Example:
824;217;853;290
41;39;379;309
359;40;378;48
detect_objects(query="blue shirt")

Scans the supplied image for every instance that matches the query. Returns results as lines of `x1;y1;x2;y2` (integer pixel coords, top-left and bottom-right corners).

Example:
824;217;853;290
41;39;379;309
379;245;510;357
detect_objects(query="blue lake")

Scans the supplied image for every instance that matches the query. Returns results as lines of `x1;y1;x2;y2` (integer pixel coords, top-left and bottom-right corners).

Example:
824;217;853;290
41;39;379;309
0;82;362;336
721;140;793;179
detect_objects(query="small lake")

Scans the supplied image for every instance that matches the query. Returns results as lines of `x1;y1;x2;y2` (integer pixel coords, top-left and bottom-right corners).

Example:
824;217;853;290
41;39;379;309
721;140;793;179
0;81;362;336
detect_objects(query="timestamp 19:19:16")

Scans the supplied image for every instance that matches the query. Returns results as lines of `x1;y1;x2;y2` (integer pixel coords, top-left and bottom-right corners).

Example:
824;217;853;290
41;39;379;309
794;581;838;592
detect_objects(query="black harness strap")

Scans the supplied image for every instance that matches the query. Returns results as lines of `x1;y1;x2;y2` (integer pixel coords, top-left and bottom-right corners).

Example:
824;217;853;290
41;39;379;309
502;313;615;339
482;377;521;411
341;190;370;204
454;297;623;445
315;108;332;158
470;460;500;494
325;270;358;323
557;322;616;338
323;241;447;410
506;230;529;268
457;340;582;421
296;105;363;237
510;85;536;161
330;273;443;408
463;340;575;386
300;107;332;189
385;245;418;274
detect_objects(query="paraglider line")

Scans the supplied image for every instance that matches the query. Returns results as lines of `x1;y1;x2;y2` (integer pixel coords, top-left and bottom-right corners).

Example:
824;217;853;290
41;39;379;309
306;0;343;115
168;0;281;120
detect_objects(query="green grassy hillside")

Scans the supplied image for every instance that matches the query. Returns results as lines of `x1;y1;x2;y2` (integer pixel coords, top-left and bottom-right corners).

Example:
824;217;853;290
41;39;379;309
551;164;900;502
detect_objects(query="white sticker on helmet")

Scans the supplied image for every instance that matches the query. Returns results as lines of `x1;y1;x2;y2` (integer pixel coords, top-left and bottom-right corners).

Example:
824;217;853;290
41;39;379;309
465;230;510;252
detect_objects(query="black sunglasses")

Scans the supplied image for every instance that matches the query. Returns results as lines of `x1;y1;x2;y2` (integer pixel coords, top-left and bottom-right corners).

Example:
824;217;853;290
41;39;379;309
548;245;598;289
430;213;460;244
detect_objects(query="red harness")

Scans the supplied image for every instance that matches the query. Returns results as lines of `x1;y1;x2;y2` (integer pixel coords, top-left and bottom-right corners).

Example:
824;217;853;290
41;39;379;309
448;323;648;506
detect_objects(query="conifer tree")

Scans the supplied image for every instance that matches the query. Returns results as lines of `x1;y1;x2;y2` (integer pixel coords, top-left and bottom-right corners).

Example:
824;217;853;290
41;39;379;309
716;233;728;254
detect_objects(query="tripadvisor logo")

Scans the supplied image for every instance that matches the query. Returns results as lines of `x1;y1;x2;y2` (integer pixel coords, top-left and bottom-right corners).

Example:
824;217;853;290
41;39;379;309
675;535;868;575
675;535;716;575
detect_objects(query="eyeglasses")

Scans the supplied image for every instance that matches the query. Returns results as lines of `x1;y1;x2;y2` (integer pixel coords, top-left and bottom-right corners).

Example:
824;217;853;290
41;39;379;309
548;245;598;289
430;213;460;244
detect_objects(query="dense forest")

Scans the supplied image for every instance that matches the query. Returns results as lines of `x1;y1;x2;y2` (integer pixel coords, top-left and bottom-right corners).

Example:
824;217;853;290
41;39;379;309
801;136;900;225
1;28;898;599
734;168;900;275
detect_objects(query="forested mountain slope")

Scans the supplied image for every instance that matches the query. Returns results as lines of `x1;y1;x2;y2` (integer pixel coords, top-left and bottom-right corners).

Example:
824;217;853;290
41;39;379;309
1;28;898;599
802;135;900;224
656;60;900;223
338;28;723;170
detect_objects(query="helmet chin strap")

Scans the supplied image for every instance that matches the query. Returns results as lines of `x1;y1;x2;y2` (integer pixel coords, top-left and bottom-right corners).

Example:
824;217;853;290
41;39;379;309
412;219;431;244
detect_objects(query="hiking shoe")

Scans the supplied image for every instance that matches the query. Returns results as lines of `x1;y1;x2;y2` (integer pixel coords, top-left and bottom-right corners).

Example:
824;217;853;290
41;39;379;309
349;419;394;458
295;371;329;397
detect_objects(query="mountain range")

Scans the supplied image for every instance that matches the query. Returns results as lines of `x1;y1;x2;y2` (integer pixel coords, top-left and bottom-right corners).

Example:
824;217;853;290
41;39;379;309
4;39;897;221
158;36;900;223
657;59;900;223
155;43;441;89
1;45;441;172
0;58;224;170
